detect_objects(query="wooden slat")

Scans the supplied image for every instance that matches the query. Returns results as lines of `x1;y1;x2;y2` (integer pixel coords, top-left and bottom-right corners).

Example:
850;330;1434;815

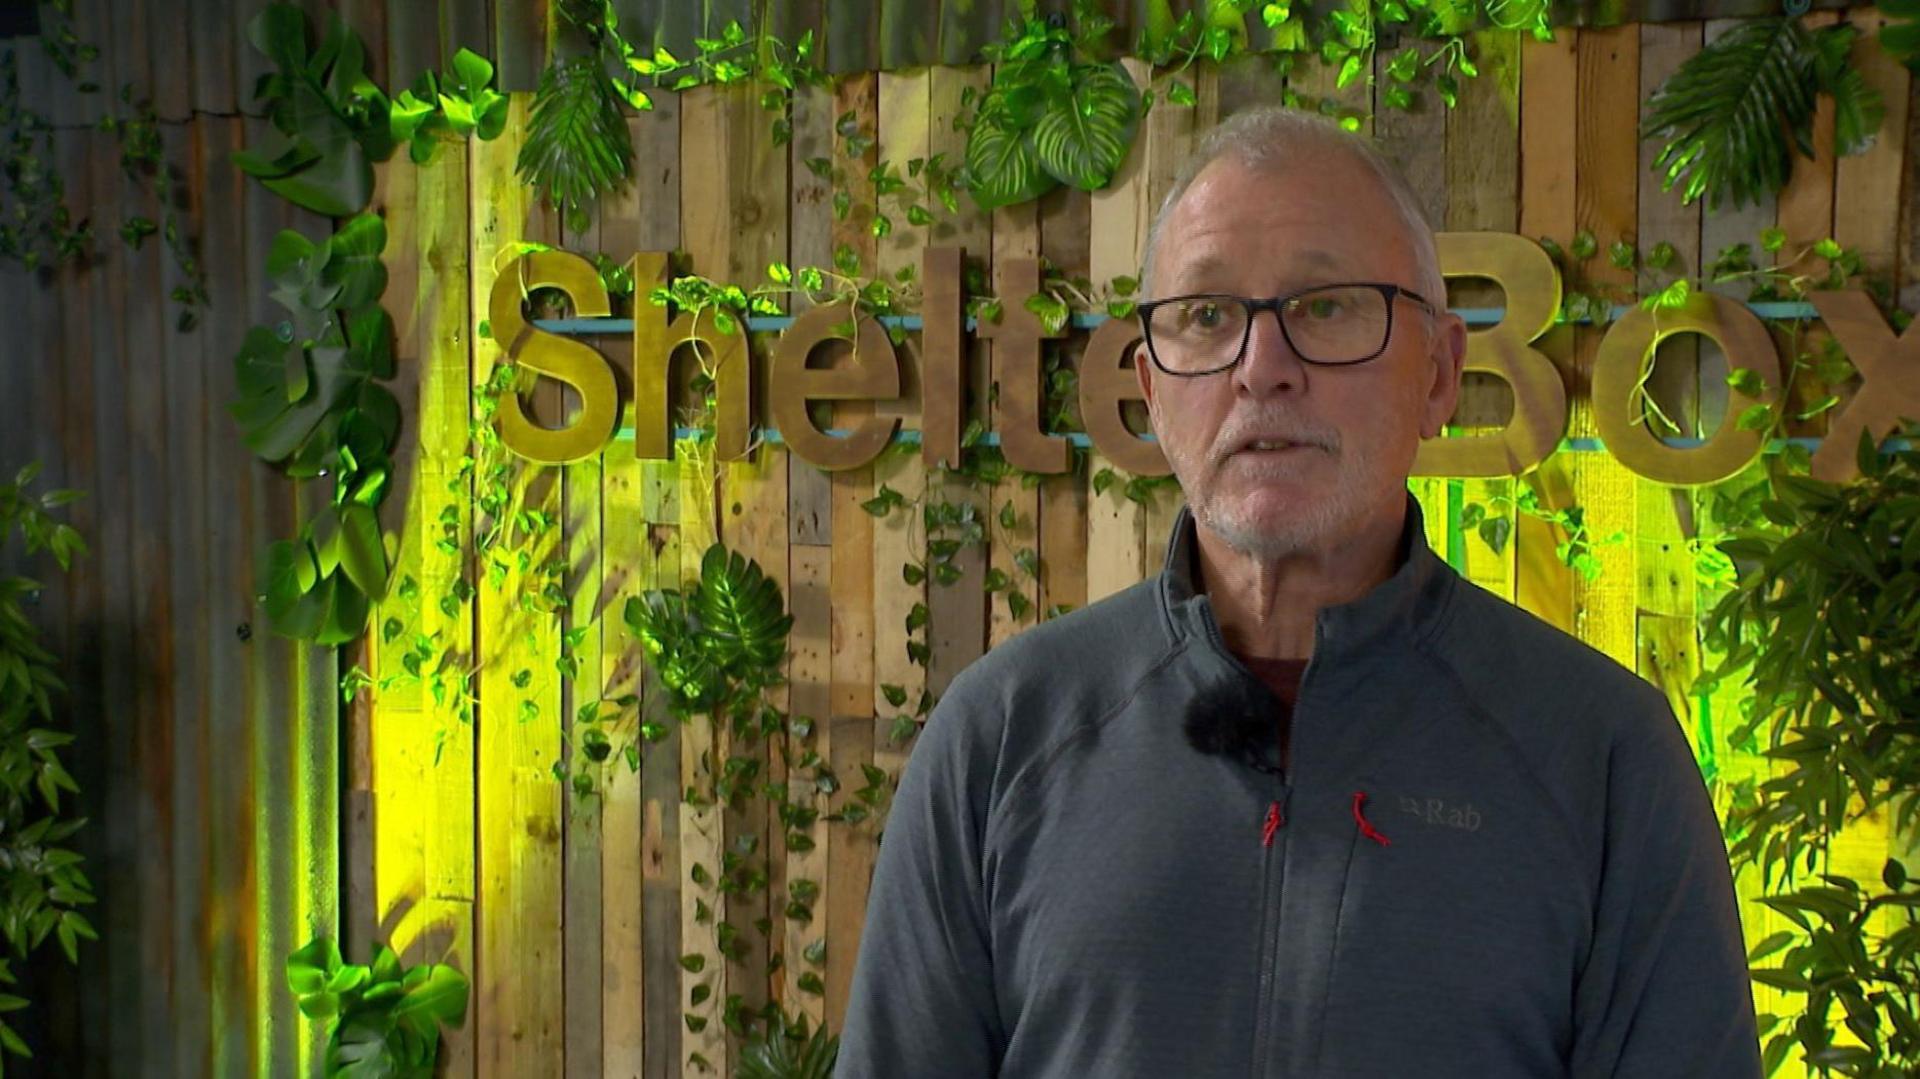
471;94;566;1077
493;0;549;91
1695;20;1780;435
872;69;928;794
337;0;390;90
148;0;193;120
1836;7;1911;285
233;0;275;119
386;0;439;85
720;444;789;1024
785;59;837;538
563;201;609;1079
637;460;682;1079
183;116;250;1079
364;152;421;991
160;113;211;1067
1373;41;1448;230
782;543;832;1030
444;0;491;74
986;201;1041;654
1776;12;1841;438
189;0;237;114
674;438;726;1075
1571;26;1640;669
91;108;141;1079
1514;30;1579;633
1446;29;1521;428
1033;158;1090;625
1638;22;1705;439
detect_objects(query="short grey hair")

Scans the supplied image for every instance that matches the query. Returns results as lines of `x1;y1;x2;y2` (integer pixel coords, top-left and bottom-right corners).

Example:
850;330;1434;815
1140;107;1445;305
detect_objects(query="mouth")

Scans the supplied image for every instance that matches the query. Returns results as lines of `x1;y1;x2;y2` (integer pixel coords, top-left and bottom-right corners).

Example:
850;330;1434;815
1227;436;1319;458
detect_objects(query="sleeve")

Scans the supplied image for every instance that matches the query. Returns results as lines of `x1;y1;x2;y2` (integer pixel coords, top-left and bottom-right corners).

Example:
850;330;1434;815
1568;690;1762;1078
833;672;1007;1078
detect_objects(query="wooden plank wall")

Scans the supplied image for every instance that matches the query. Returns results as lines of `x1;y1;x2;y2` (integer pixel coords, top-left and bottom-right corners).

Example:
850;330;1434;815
7;7;1918;1077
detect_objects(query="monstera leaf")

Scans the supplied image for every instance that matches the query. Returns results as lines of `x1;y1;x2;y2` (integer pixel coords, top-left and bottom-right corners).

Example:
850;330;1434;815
624;545;793;718
737;1009;839;1079
1030;62;1142;191
692;544;794;677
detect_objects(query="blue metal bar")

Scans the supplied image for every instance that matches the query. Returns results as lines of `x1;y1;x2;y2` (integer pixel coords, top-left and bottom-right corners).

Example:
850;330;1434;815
633;427;1911;454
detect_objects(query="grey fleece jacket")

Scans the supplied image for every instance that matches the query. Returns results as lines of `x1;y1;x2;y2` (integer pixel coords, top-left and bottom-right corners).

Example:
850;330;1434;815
835;495;1761;1078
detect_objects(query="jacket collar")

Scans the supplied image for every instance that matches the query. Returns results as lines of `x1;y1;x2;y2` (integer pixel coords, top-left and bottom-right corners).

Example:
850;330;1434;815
1157;490;1454;661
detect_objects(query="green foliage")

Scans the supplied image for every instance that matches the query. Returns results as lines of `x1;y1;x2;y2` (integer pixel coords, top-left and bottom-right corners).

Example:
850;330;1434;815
625;545;793;719
232;3;393;216
231;213;399;644
285;937;469;1079
1701;428;1920;882
1642;17;1883;211
964;14;1143;210
1875;0;1920;71
1696;427;1920;1073
0;48;89;272
517;52;631;235
0;463;93;1067
390;48;509;164
736;1006;838;1079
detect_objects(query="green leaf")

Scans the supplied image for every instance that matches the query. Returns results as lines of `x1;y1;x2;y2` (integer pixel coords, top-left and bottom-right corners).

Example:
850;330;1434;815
452;48;494;94
516;54;633;220
964;110;1056;211
1641;18;1830;210
338;503;388;600
1029;63;1142;192
394;963;470;1028
1811;25;1884;157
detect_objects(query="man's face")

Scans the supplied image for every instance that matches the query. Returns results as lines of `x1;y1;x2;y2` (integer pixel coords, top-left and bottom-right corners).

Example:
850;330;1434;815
1136;154;1465;562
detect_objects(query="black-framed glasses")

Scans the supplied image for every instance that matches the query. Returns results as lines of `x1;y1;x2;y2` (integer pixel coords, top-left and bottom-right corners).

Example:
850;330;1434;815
1136;283;1438;377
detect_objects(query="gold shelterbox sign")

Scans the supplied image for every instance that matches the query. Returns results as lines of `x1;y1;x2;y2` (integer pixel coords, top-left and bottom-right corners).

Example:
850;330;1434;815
487;233;1920;486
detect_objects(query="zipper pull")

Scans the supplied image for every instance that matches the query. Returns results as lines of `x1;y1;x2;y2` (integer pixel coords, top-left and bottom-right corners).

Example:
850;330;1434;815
1261;800;1284;848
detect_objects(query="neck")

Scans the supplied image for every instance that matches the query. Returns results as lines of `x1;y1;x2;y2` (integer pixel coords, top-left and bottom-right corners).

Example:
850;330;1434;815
1194;498;1408;661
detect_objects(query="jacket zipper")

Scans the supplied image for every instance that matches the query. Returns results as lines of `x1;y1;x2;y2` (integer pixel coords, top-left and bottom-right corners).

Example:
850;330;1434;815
1250;781;1287;1079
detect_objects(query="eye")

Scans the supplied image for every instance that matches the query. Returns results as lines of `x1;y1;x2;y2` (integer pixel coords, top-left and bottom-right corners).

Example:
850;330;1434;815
1190;301;1225;328
1298;295;1347;320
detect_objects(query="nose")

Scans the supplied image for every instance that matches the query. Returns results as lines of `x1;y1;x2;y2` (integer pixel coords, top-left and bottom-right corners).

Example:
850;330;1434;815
1233;304;1309;398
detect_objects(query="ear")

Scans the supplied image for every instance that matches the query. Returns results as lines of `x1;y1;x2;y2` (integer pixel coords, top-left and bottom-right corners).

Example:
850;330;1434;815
1417;314;1467;440
1133;337;1162;425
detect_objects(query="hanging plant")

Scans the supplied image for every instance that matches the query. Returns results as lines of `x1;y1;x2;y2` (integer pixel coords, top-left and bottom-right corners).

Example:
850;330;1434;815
517;0;634;235
389;48;510;164
963;14;1143;211
231;4;393;217
1641;16;1883;211
230;212;398;644
284;937;469;1079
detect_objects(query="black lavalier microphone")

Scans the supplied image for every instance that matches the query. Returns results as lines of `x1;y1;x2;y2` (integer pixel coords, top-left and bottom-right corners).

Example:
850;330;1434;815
1182;678;1286;778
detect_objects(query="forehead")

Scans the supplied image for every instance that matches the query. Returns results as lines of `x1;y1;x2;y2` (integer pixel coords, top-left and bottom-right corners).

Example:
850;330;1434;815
1153;154;1420;292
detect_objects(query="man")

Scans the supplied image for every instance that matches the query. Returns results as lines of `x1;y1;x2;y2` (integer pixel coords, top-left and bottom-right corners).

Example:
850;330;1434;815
835;106;1759;1077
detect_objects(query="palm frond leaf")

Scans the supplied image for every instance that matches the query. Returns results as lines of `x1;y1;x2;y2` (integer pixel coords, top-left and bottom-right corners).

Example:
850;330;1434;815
1641;17;1818;211
515;53;632;223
